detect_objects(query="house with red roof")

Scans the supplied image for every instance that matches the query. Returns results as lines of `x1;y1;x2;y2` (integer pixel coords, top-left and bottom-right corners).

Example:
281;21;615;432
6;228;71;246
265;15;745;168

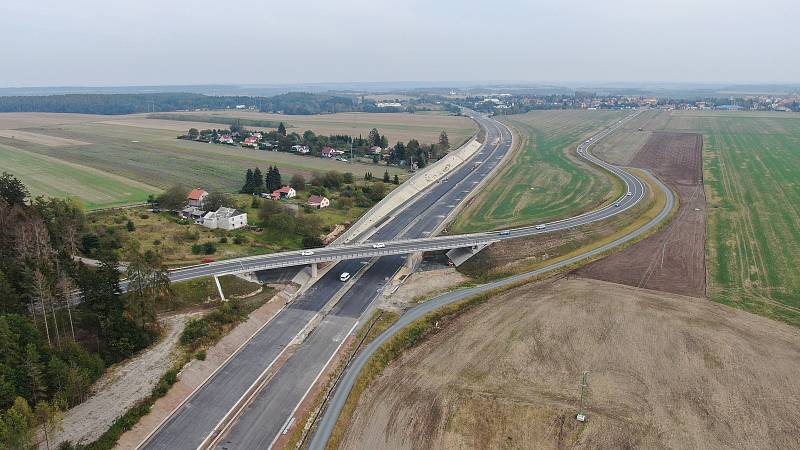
243;136;259;147
270;186;296;200
307;195;330;209
187;188;209;208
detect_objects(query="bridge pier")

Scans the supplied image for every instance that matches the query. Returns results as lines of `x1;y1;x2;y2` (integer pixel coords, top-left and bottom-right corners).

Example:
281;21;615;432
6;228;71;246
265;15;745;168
311;262;318;278
213;275;226;302
446;243;490;267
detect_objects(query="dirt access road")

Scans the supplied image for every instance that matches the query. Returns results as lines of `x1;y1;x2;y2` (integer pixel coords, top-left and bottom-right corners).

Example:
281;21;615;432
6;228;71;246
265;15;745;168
338;277;800;450
577;131;706;297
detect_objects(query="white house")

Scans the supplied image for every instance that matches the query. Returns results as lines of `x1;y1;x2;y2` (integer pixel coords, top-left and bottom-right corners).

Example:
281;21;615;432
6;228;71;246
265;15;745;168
307;195;330;209
201;207;248;230
270;186;296;200
187;188;209;208
292;145;310;154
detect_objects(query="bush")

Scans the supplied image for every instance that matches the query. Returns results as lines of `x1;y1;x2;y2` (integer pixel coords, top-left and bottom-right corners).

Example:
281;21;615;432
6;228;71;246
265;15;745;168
191;242;217;255
153;239;161;245
302;236;324;249
219;237;228;243
195;350;207;361
125;220;135;232
233;236;246;245
113;216;126;224
139;213;149;219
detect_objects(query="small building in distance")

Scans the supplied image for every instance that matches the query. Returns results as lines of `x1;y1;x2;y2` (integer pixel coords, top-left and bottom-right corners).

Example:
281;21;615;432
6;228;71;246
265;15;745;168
369;145;383;155
187;188;209;208
270;186;296;200
201;207;248;230
292;145;310;154
307;195;330;209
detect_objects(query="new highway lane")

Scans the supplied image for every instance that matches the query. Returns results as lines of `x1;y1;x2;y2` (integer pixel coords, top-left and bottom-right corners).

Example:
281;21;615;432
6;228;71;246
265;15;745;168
210;112;644;448
139;113;516;449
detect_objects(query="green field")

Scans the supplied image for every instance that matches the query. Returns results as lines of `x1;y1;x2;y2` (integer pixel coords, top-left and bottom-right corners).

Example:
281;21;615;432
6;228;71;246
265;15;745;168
659;111;800;321
0;113;416;208
450;110;627;233
0;142;157;208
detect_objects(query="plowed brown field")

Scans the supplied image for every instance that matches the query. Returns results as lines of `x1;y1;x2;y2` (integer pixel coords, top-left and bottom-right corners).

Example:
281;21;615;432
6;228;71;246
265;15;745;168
576;132;706;297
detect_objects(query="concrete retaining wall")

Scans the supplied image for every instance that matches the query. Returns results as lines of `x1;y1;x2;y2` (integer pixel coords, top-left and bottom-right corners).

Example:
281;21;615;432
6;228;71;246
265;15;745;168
335;137;483;244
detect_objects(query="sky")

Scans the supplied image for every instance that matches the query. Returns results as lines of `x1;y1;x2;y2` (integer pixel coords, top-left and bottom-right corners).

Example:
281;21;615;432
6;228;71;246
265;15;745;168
1;0;798;87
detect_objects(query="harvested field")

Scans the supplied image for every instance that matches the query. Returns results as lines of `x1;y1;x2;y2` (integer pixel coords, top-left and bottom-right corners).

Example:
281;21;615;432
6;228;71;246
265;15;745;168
589;109;670;165
0;129;89;146
132;110;478;147
339;277;800;450
576;132;707;297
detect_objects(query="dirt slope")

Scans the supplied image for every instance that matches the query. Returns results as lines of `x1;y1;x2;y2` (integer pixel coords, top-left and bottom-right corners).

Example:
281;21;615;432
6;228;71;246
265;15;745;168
339;278;800;450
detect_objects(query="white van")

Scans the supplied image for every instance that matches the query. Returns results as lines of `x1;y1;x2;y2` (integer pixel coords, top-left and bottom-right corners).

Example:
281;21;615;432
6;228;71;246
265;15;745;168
339;272;351;282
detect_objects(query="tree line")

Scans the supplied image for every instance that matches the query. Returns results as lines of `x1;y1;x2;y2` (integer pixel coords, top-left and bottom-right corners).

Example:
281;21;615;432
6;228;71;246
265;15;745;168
0;173;172;448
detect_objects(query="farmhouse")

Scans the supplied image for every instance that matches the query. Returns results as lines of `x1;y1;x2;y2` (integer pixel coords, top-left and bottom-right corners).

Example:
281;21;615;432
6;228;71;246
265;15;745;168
307;195;330;209
219;135;234;144
271;186;296;200
369;145;383;154
201;207;248;230
187;188;209;208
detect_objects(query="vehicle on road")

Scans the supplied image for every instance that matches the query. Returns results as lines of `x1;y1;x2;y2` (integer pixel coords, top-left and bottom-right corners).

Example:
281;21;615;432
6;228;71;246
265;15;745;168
498;230;510;235
201;258;215;263
372;243;386;248
300;250;314;256
339;272;351;282
535;224;546;230
614;202;621;207
627;191;633;196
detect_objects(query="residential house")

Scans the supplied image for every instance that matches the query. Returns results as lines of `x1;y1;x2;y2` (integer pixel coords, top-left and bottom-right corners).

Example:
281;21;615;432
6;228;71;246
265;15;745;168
201;207;248;230
307;195;330;209
187;188;209;208
271;186;296;200
321;146;344;158
219;135;234;144
292;145;310;154
243;136;259;147
369;145;383;154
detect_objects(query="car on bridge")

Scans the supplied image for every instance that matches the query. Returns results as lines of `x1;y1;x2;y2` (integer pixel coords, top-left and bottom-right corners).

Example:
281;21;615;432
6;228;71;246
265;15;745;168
340;272;351;282
300;250;314;256
372;243;386;249
535;224;546;230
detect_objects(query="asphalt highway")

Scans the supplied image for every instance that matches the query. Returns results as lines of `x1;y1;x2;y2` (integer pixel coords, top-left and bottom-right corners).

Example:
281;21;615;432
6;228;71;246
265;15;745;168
139;113;514;450
214;112;645;449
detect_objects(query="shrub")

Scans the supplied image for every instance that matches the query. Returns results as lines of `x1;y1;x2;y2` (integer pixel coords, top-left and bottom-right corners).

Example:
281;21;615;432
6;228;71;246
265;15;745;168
233;236;246;245
125;220;135;232
219;237;228;244
139;213;149;219
195;350;207;361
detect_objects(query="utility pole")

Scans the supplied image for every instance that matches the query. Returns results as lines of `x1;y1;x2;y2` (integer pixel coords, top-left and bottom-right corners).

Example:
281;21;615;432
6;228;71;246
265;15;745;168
577;370;589;422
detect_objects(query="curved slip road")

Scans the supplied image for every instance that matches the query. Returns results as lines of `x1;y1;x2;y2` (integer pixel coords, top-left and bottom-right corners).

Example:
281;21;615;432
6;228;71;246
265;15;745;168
308;117;675;450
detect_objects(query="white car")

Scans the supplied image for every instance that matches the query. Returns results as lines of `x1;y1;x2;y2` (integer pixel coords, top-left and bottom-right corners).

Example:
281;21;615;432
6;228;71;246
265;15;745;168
626;191;633;196
372;243;386;249
300;250;314;256
535;224;546;230
339;272;351;282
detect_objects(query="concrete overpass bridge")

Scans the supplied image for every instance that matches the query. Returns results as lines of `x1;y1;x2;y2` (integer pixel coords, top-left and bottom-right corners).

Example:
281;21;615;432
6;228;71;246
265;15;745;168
122;111;646;296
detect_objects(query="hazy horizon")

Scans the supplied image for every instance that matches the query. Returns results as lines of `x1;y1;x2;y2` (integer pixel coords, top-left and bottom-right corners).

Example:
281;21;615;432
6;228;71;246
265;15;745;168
2;0;798;87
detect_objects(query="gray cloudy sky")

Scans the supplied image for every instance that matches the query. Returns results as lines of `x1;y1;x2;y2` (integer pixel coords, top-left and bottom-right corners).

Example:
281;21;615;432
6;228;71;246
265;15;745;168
1;0;798;87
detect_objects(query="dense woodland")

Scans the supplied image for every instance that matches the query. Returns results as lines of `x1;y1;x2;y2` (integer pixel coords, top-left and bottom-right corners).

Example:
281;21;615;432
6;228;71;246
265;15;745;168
0;173;170;449
0;92;361;115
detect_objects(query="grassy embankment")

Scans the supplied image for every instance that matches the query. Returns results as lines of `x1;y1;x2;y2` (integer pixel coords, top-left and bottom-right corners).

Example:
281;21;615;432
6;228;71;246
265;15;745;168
658;111;800;323
450;110;627;233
